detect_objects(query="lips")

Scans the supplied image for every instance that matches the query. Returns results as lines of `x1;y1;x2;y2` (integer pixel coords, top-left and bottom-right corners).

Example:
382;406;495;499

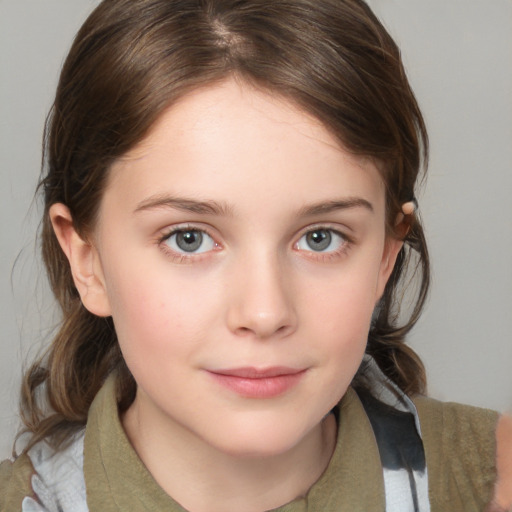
207;367;306;398
212;366;304;378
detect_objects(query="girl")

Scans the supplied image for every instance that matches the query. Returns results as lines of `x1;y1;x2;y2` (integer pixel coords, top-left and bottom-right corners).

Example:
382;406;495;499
1;0;511;511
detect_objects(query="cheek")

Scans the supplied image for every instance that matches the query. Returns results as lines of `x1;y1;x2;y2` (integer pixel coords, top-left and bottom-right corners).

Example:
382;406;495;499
305;263;380;338
315;287;374;333
103;262;221;360
301;259;381;389
316;290;372;370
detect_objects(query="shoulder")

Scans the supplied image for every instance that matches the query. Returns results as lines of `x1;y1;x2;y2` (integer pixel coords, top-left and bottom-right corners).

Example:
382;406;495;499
0;454;35;511
414;394;499;444
414;395;501;510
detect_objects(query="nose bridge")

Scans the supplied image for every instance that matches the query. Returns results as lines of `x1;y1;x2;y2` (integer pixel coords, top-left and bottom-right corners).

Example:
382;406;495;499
226;246;297;339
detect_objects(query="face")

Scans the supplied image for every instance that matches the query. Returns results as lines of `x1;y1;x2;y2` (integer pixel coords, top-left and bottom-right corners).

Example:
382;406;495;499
73;79;400;457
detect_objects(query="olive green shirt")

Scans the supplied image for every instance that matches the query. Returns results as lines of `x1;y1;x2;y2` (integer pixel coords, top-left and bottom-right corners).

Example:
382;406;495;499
0;375;498;511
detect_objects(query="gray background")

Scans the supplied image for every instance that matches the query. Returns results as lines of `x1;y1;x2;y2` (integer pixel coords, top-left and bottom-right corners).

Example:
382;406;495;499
1;0;511;459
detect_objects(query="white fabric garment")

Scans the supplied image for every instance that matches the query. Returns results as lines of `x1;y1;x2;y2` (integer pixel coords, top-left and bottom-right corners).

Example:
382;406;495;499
22;433;87;512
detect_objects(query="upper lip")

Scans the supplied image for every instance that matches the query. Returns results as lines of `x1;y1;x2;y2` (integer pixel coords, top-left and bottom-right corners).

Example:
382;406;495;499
208;367;305;379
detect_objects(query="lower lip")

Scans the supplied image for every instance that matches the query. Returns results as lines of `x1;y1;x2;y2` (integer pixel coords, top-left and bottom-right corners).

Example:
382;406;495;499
208;371;306;398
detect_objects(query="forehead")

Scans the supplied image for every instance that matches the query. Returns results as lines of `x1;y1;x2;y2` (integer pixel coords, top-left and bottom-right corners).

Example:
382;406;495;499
121;79;372;164
104;78;385;216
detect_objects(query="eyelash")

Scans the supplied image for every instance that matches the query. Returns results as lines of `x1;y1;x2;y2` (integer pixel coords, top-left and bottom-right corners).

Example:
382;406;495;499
294;225;353;262
157;224;353;263
158;224;221;263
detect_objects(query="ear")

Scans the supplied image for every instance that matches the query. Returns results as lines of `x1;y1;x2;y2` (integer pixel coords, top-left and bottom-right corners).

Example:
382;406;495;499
374;235;404;302
374;209;413;302
49;203;112;317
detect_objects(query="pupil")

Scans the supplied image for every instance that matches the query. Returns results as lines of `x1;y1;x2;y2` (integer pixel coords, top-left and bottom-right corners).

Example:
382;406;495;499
176;231;202;252
307;230;331;251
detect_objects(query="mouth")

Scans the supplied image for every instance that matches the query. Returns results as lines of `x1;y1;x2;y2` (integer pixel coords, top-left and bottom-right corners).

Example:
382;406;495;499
206;367;307;398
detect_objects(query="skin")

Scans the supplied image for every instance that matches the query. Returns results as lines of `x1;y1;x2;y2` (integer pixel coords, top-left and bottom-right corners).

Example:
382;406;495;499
51;78;511;511
488;415;512;511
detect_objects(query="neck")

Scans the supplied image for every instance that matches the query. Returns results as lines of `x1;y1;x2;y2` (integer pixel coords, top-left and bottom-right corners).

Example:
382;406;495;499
122;400;337;512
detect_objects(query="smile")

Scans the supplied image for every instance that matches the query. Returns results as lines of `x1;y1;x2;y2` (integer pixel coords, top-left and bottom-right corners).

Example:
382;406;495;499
206;367;307;398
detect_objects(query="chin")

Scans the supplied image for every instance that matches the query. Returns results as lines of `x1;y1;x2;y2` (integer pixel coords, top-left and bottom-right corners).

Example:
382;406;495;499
203;419;318;459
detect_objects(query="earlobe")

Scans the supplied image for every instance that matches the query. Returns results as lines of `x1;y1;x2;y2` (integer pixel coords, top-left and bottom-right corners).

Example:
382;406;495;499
49;203;112;317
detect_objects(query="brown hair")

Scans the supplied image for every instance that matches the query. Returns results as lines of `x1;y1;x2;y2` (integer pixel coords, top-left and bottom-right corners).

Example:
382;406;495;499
20;0;429;452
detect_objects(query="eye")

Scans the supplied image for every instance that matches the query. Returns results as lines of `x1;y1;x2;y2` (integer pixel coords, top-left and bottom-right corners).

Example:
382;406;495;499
164;229;216;254
296;228;347;253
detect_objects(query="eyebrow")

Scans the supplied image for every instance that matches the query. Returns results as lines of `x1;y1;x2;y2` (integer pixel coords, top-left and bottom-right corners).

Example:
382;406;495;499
134;195;234;216
134;194;373;217
298;197;374;216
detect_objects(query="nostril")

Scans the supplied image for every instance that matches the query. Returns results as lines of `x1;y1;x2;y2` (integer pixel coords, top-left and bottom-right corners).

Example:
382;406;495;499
235;326;252;336
233;323;293;340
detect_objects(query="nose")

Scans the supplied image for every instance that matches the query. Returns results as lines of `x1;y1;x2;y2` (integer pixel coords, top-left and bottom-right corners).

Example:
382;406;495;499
226;251;297;340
